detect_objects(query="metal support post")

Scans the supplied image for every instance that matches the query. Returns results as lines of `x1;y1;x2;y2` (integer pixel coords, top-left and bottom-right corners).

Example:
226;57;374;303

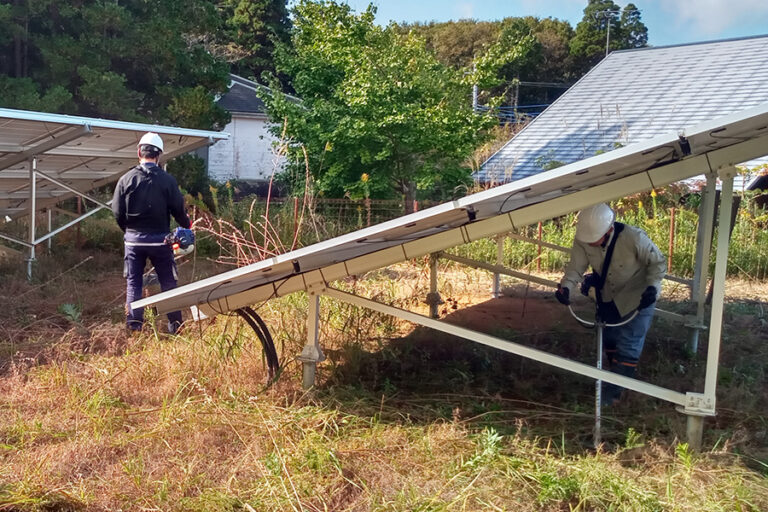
594;320;604;449
426;253;442;318
703;171;733;400
689;175;716;353
686;414;705;452
47;209;52;252
26;159;36;281
679;169;734;451
493;236;504;298
299;292;325;390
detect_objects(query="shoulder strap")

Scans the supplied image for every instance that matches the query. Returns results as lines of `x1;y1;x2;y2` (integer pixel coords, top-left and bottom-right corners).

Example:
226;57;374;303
596;222;625;303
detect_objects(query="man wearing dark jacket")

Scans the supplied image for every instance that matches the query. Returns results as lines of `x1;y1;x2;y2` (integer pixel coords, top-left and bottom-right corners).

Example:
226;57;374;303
112;132;190;333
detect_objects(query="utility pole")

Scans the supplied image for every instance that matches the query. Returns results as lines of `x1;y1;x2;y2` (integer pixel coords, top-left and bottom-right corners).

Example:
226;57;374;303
472;62;478;112
595;9;619;57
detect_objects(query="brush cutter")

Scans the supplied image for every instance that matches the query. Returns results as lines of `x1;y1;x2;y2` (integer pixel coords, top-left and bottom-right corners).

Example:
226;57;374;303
568;304;638;449
143;227;195;287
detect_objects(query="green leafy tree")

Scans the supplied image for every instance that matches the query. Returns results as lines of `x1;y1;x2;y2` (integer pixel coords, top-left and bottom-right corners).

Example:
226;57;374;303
218;0;291;82
570;0;648;73
0;0;230;129
264;1;500;212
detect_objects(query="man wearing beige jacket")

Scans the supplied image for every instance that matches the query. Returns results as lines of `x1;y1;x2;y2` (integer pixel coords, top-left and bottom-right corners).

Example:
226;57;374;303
554;203;667;405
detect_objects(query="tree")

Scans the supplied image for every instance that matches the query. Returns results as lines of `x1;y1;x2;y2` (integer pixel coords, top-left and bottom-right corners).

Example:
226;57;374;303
397;20;500;70
570;0;648;73
218;0;292;82
263;1;502;212
0;0;230;129
620;3;648;49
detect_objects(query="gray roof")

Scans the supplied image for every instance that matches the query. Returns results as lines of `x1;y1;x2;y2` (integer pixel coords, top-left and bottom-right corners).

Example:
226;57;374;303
477;35;768;184
216;74;301;115
216;74;268;115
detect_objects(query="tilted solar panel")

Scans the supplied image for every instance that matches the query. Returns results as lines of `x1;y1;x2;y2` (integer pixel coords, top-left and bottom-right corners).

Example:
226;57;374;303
0;108;229;219
133;103;768;317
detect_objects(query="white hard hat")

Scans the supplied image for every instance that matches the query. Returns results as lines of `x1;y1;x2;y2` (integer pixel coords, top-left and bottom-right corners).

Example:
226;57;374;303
138;132;164;153
575;203;615;244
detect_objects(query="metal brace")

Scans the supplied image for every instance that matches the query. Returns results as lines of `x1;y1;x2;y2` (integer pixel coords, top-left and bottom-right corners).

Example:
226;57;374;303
683;315;708;330
682;392;716;416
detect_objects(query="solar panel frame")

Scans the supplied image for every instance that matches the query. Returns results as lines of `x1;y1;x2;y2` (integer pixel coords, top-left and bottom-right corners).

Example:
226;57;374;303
0;107;230;219
133;102;768;316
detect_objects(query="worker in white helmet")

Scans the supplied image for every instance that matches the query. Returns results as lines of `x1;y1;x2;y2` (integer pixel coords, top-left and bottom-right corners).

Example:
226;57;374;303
554;202;666;406
112;132;191;334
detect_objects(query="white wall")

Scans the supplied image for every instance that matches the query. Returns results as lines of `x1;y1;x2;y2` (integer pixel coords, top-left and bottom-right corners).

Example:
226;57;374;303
208;114;283;182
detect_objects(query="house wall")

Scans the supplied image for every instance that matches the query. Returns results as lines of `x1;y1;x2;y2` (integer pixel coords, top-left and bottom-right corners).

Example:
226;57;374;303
207;115;282;182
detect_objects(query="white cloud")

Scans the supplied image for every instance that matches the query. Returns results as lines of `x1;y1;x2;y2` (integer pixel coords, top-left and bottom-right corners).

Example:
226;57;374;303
657;0;768;35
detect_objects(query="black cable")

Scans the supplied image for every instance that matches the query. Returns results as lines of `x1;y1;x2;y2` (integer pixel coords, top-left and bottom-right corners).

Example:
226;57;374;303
235;306;280;381
244;306;279;369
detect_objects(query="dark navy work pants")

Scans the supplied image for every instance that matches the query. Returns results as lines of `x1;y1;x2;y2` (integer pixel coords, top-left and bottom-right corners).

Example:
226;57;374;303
124;242;182;333
602;305;655;400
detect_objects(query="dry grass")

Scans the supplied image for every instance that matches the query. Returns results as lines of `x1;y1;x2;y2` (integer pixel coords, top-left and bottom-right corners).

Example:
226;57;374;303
1;255;767;511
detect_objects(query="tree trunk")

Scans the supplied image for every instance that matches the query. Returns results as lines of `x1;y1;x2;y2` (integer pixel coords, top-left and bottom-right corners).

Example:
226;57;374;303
402;180;415;214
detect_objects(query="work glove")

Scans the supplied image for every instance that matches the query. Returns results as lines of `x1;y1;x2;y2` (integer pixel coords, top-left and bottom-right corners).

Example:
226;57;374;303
580;272;600;297
638;286;657;310
555;285;570;305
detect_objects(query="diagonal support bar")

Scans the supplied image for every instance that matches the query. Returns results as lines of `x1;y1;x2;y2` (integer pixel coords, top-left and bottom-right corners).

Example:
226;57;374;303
324;286;687;406
33;205;106;245
34;170;110;209
441;252;559;288
0;232;33;248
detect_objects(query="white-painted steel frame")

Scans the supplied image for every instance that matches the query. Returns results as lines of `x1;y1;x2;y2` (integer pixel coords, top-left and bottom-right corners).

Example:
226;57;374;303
0;108;228;276
135;126;768;318
493;236;503;297
27;159;36;279
299;292;324;390
323;286;687;406
1;164;109;254
33;170;110;209
689;175;717;353
704;169;734;401
0;107;225;139
441;252;558;288
132;105;768;426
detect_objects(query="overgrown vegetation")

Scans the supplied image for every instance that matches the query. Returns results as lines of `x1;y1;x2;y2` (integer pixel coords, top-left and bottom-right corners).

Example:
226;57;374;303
0;252;766;511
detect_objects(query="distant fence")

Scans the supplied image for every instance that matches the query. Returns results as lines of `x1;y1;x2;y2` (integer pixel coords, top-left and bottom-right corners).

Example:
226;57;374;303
267;197;438;229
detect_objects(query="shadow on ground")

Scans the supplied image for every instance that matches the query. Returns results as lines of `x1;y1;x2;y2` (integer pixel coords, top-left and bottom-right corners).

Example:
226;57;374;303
319;286;768;458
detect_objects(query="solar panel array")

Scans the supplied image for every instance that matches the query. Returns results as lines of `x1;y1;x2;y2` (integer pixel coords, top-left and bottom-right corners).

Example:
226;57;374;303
478;36;768;184
133;103;768;317
0;108;229;219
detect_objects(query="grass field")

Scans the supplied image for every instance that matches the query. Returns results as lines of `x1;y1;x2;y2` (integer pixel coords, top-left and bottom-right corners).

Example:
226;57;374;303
1;249;767;511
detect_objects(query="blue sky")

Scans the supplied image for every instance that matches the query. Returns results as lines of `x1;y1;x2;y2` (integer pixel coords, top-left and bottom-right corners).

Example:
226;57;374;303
338;0;768;47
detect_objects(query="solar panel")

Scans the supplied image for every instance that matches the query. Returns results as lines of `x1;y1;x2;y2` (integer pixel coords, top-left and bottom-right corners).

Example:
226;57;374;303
133;102;768;317
0;108;229;219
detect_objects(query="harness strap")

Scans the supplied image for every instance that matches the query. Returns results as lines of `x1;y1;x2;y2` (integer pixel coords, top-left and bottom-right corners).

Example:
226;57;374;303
595;222;624;305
